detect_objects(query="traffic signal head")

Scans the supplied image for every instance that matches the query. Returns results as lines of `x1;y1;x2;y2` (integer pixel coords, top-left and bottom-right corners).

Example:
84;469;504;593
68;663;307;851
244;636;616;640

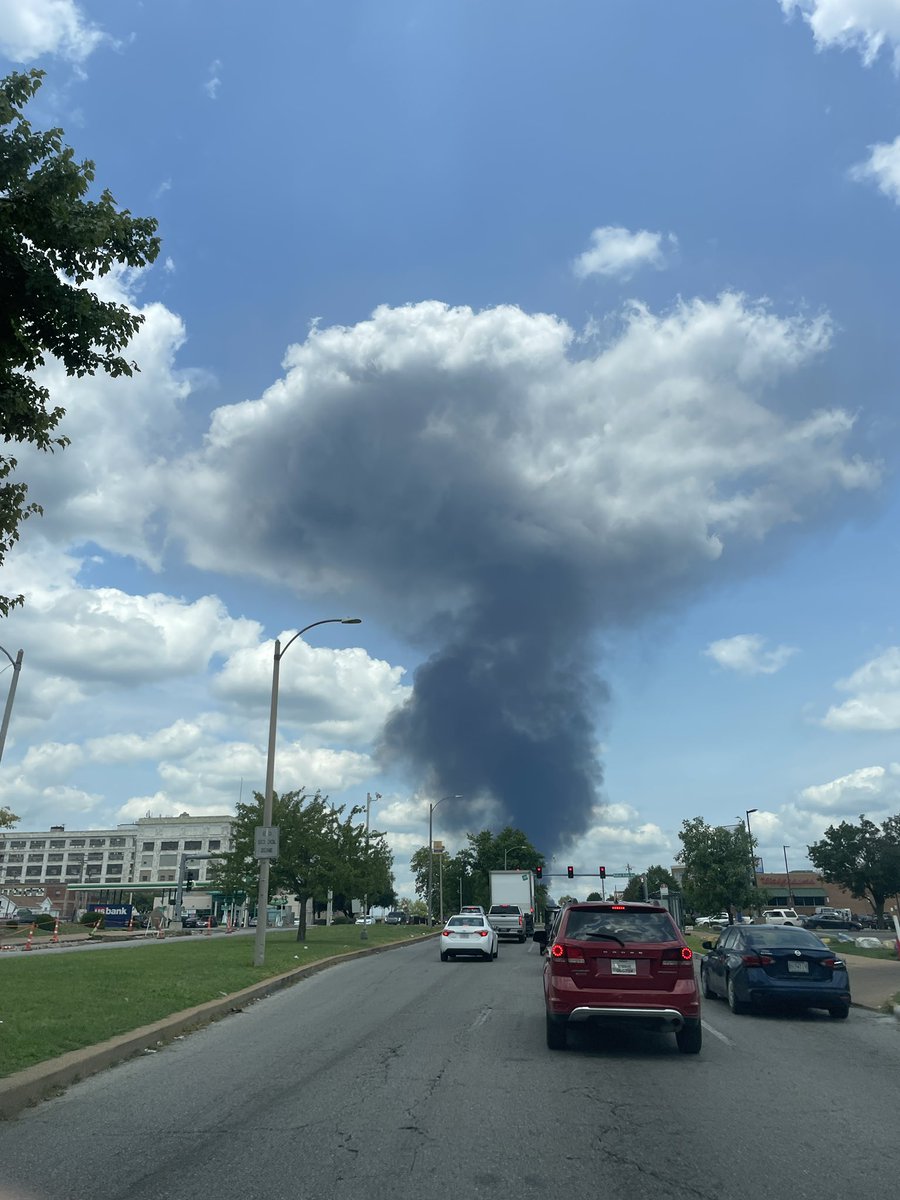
535;865;543;880
599;865;606;880
567;865;574;879
186;871;194;892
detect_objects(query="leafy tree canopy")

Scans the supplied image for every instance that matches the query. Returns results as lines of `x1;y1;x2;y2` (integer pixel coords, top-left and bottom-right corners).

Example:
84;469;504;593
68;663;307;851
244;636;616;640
622;864;677;902
409;826;546;917
0;69;160;614
210;788;393;940
0;806;18;829
676;816;757;917
808;815;900;922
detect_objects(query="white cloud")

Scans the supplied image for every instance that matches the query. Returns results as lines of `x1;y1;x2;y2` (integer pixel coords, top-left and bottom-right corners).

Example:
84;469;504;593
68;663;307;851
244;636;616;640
204;59;222;99
573;225;677;280
705;633;798;675
781;1;900;66
799;763;900;811
0;0;105;63
850;135;900;205
822;646;900;729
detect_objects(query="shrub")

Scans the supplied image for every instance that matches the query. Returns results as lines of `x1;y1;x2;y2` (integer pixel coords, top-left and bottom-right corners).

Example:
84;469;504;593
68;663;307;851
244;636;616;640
331;915;351;925
79;912;105;928
33;914;56;930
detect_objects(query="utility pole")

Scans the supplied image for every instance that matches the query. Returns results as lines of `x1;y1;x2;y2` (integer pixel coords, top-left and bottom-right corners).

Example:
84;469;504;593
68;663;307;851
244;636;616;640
0;647;23;764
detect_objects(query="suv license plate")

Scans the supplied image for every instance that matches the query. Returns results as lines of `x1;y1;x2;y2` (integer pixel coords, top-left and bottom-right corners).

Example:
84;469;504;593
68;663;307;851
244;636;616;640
787;960;809;974
611;960;637;975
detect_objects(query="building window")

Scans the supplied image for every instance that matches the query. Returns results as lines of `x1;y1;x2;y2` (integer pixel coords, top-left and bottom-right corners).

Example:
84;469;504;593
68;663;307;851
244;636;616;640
27;854;44;862
45;867;62;877
67;853;84;862
7;853;23;863
140;857;153;869
65;865;81;876
87;852;104;862
49;839;66;848
29;840;46;849
158;854;177;867
160;841;178;851
109;837;126;847
184;840;202;850
4;868;22;879
208;840;221;850
139;871;151;882
108;852;124;861
69;839;85;847
85;866;102;877
88;838;106;848
48;854;64;863
142;841;155;851
25;866;42;877
10;841;25;849
0;841;5;850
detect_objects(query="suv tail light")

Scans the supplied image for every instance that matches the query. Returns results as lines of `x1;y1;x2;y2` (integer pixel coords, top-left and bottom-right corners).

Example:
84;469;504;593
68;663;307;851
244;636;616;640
661;947;693;966
549;943;585;964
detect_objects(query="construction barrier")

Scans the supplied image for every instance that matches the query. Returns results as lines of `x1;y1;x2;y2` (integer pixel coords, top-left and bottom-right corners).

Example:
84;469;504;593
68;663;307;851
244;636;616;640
51;917;59;945
22;924;35;952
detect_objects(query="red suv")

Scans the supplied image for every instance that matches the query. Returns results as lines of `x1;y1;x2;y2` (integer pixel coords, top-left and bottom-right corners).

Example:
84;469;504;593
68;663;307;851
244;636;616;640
533;901;701;1053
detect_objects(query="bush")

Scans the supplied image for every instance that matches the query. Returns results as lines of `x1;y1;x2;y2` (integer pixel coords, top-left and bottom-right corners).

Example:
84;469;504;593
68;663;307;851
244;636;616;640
79;912;105;929
331;915;351;925
33;914;56;930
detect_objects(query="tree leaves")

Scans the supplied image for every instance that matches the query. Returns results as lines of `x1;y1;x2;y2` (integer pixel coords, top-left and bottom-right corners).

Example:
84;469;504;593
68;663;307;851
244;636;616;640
807;815;900;920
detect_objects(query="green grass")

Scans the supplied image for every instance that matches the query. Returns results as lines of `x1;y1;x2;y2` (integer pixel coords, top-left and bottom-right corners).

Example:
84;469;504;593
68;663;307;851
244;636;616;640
0;925;432;1078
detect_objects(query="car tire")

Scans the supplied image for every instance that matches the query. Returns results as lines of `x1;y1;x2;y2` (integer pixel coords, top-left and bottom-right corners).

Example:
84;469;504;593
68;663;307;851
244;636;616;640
492;944;499;959
727;975;748;1014
829;1003;850;1020
440;952;449;962
546;1013;567;1050
676;1020;702;1054
702;966;716;1000
518;935;526;943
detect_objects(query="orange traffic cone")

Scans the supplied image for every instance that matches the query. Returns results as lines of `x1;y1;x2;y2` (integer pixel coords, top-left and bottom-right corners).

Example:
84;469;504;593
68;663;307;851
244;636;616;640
23;924;35;951
51;917;60;944
226;914;233;934
205;918;212;937
157;919;166;939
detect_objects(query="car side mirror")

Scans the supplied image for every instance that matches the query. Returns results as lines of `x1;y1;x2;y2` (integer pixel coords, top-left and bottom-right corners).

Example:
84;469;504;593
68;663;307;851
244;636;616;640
532;930;547;947
702;940;714;950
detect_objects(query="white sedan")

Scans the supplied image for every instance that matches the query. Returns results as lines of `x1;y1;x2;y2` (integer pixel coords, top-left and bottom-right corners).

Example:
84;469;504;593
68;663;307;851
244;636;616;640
355;916;375;925
440;914;499;961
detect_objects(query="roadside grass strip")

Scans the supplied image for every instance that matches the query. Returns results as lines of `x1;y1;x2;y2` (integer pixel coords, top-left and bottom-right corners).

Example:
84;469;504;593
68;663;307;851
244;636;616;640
0;925;430;1077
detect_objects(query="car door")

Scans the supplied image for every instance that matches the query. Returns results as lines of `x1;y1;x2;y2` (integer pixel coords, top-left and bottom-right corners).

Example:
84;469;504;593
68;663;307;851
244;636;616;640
706;927;736;992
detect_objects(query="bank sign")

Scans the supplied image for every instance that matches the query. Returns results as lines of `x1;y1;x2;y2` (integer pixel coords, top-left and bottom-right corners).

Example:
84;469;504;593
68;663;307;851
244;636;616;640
88;903;137;928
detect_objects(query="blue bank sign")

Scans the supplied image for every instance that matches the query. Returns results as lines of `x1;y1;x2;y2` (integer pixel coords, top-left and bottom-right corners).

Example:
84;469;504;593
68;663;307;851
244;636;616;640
88;903;136;928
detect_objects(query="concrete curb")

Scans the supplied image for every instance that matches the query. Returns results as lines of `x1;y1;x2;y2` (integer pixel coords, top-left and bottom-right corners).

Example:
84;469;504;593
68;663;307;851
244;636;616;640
0;932;438;1120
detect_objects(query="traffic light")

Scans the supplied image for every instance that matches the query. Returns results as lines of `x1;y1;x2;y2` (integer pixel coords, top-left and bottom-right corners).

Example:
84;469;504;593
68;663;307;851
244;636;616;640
535;865;543;880
599;866;606;880
186;871;194;892
567;865;574;879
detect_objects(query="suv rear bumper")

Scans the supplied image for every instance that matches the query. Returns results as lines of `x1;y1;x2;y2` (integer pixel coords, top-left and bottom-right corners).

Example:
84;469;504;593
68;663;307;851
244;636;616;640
564;1005;690;1031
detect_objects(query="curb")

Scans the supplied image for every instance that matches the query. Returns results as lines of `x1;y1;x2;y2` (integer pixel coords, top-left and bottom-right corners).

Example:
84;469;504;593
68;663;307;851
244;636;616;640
0;932;438;1120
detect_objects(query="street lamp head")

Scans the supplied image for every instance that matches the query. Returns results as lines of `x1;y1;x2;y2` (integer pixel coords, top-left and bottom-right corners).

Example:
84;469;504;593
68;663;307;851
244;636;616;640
746;808;758;816
341;618;362;624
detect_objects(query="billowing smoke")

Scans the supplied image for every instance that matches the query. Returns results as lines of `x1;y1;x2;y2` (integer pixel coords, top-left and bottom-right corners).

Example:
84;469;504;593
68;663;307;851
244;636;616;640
169;295;875;848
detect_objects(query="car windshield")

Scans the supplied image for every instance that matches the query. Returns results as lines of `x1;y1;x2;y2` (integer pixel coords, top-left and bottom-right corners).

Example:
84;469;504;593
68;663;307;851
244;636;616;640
448;916;485;928
563;909;677;943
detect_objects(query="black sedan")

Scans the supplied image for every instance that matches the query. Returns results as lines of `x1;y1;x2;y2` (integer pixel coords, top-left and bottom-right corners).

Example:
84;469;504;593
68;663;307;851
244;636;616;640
700;925;851;1018
803;913;863;931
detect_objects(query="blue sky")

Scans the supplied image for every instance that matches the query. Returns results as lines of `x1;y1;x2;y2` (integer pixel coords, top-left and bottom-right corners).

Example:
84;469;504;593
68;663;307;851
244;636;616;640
3;0;900;901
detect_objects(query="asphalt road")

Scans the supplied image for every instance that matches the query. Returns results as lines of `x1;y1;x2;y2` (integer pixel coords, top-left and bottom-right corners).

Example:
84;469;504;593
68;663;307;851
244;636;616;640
1;937;898;1200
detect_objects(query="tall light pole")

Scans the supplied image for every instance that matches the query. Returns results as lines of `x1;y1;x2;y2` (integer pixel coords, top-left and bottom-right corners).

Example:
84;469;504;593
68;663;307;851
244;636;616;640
0;645;23;764
253;617;362;967
427;794;461;926
504;844;528;869
745;809;759;890
783;845;794;905
360;791;382;941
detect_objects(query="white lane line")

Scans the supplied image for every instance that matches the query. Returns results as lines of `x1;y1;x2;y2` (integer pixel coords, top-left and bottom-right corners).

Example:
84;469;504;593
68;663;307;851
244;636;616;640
702;1020;733;1047
472;1007;492;1030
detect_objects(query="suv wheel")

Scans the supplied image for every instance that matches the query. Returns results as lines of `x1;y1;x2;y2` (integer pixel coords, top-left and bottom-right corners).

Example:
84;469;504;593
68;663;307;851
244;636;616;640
546;1013;567;1050
676;1019;702;1054
727;975;748;1015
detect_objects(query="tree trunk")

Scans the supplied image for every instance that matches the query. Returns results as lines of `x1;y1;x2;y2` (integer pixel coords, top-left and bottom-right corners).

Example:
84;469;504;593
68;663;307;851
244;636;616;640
295;894;308;941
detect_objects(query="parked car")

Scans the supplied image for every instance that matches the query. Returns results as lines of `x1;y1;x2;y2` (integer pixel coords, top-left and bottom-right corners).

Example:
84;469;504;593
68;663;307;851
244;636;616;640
532;901;702;1054
762;908;803;926
694;914;729;928
355;916;375;926
195;916;219;928
384;911;408;925
804;913;863;932
459;905;487;916
440;914;499;962
700;924;850;1018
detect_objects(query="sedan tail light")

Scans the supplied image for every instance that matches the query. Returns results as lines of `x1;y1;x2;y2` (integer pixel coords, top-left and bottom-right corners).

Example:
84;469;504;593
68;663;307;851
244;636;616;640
478;930;489;937
822;957;844;969
441;930;451;937
741;953;774;966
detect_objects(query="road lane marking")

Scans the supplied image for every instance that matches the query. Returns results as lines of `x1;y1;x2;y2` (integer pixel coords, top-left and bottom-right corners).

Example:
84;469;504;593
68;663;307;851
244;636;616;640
701;1020;733;1047
472;1007;492;1029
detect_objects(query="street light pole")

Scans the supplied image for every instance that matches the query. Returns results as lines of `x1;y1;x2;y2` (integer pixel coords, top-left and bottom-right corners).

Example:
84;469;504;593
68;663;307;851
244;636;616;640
783;845;794;905
745;809;759;890
503;844;528;870
253;618;361;968
0;646;23;765
360;791;382;941
427;794;461;926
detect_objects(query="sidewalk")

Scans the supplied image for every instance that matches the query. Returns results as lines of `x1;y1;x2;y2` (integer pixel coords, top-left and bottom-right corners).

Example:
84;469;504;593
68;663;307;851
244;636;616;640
844;953;900;1010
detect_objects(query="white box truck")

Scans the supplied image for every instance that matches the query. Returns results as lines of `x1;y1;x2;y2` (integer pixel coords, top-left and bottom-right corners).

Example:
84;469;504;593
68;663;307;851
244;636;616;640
489;870;535;937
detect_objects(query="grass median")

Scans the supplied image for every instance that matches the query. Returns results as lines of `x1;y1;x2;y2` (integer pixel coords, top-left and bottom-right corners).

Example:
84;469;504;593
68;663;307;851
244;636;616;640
0;925;432;1078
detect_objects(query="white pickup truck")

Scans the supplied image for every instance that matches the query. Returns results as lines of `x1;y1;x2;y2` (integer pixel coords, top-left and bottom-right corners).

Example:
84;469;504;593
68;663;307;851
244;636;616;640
487;904;527;943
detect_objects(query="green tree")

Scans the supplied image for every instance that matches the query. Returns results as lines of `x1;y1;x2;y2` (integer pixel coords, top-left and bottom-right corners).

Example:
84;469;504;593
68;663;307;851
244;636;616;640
409;826;547;918
808;815;900;925
0;69;160;615
622;865;678;902
585;891;603;901
0;806;18;829
676;817;757;918
210;789;393;940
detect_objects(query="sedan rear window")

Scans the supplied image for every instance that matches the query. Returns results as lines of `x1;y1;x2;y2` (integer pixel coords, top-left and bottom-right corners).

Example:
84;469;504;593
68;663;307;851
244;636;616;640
448;917;485;927
563;909;677;943
744;928;822;949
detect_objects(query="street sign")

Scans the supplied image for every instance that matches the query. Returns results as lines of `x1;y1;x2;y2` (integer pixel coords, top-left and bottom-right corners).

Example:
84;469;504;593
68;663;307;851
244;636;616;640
254;826;279;860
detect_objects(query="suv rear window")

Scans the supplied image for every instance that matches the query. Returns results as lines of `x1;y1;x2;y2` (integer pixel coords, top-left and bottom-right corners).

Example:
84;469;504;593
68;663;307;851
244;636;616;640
563;908;677;943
